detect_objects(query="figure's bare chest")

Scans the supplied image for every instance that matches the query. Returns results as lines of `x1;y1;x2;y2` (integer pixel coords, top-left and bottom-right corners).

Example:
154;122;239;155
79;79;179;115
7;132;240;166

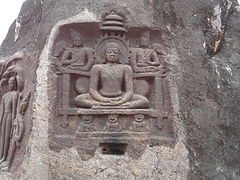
100;66;124;81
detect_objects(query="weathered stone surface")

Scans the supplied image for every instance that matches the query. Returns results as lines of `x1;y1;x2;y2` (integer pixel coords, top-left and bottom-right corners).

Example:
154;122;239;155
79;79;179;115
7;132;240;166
48;142;188;180
0;0;239;179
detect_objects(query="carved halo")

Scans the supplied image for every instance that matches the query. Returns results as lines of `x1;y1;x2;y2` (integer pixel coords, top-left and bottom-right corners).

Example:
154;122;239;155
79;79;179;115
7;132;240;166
95;34;130;64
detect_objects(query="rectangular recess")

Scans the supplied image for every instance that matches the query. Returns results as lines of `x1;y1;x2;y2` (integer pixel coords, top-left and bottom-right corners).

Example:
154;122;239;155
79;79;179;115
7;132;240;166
100;143;128;155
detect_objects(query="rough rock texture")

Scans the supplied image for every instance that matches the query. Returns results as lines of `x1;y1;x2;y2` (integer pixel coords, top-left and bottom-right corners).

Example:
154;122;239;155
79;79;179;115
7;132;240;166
0;0;239;179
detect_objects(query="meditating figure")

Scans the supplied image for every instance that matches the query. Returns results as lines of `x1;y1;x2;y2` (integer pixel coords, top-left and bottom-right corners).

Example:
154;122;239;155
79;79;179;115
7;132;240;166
75;42;150;109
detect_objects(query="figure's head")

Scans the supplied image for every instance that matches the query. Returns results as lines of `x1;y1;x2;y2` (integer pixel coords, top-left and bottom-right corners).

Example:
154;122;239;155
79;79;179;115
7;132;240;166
70;29;82;47
140;31;150;47
105;42;121;63
8;76;17;90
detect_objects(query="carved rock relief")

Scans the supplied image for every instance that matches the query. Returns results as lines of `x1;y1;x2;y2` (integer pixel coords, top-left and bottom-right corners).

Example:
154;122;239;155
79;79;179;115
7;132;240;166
0;52;31;170
50;10;175;159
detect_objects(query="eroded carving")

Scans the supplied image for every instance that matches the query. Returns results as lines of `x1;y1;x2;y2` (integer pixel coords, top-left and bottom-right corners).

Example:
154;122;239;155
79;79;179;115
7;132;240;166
75;42;150;109
131;31;160;73
81;115;95;132
54;29;94;71
105;115;121;132
0;53;31;170
131;114;149;132
0;77;19;165
2;92;31;170
51;10;175;159
130;31;167;73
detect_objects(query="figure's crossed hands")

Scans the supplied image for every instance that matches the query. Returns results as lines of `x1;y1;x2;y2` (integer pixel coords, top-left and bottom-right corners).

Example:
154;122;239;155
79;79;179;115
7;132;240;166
99;97;124;106
110;96;122;101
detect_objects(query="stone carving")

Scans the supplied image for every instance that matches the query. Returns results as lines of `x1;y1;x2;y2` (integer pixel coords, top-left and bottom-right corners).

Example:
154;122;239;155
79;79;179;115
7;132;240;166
75;42;150;109
81;115;95;132
0;53;31;170
105;115;121;132
130;31;167;73
0;77;19;165
1;91;31;170
54;29;94;71
51;10;175;158
131;115;149;132
130;31;160;73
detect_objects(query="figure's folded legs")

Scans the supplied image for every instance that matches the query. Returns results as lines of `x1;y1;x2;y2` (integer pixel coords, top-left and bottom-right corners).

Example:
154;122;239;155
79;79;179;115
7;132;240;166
75;93;150;109
121;94;150;109
75;93;100;108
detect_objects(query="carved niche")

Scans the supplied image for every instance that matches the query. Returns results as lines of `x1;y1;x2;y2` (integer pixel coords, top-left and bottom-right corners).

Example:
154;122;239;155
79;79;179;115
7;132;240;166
50;11;175;159
0;52;31;170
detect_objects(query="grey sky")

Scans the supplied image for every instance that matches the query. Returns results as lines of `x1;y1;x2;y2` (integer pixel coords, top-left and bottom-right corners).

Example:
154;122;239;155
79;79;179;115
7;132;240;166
0;0;25;45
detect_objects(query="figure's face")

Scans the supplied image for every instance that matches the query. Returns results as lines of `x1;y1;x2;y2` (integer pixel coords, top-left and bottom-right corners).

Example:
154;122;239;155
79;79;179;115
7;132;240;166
105;47;120;63
9;77;16;90
72;35;82;47
140;37;150;47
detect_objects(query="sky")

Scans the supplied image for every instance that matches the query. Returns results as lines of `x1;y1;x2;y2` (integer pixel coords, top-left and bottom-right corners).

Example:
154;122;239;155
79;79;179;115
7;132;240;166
0;0;25;45
0;0;239;46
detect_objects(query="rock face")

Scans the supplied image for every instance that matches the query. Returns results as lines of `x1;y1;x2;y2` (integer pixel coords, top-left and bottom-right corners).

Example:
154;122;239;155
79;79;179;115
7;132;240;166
0;0;239;179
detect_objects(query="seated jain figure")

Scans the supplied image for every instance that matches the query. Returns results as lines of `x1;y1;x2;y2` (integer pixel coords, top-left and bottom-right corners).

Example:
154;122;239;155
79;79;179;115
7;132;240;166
75;42;150;109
